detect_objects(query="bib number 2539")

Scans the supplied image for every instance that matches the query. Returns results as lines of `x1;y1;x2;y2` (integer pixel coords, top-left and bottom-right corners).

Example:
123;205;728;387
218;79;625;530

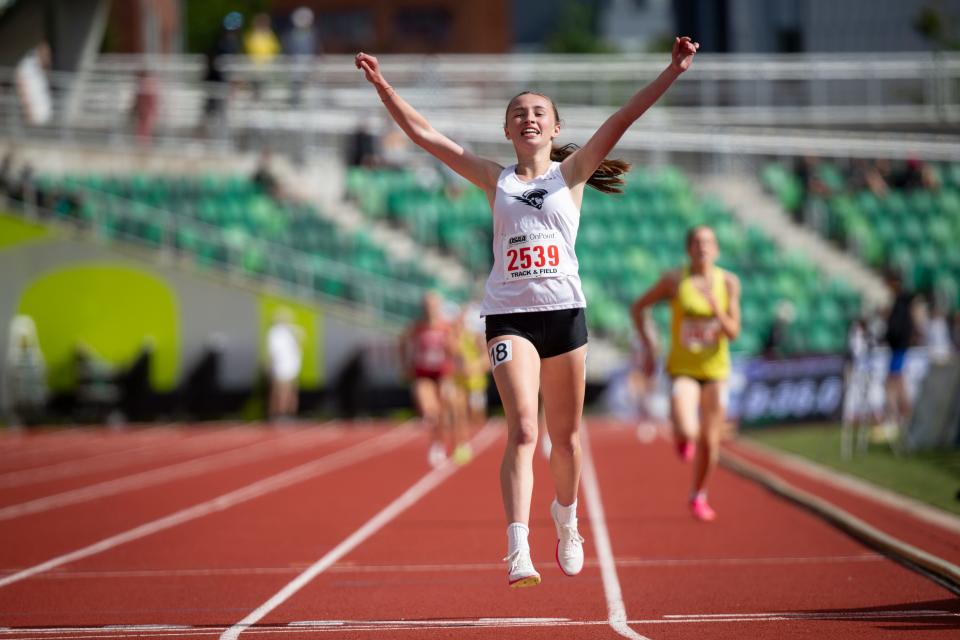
503;231;563;281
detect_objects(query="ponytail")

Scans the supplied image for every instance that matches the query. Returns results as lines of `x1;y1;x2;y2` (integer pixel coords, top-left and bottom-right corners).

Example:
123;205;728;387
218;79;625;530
550;143;631;194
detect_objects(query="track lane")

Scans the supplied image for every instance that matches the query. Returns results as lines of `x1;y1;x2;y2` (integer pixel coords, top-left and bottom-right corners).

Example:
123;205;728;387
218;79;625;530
0;425;435;629
0;428;189;473
3;421;958;639
588;420;959;640
725;440;960;565
243;422;624;639
0;426;342;517
0;425;396;570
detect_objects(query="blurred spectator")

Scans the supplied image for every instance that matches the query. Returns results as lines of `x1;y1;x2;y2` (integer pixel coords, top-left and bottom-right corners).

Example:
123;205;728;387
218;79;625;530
895;156;939;191
4;315;48;427
335;347;366;420
850;158;888;198
951;310;960;351
846;316;870;368
9;163;41;208
925;299;954;364
246;13;281;63
131;69;160;145
120;337;155;422
792;155;831;222
267;308;304;422
346;117;382;168
252;148;282;199
15;42;52;126
0;151;14;196
882;269;917;432
74;342;122;424
283;6;320;105
795;155;831;195
182;333;225;420
284;7;319;57
201;14;243;137
245;13;280;101
762;300;795;358
841;315;882;457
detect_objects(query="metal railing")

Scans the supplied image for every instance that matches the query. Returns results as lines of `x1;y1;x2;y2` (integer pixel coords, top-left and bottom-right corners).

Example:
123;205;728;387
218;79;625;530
2;52;959;161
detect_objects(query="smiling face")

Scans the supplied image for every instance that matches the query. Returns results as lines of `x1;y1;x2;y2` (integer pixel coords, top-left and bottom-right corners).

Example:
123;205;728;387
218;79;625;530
686;226;719;268
504;92;561;152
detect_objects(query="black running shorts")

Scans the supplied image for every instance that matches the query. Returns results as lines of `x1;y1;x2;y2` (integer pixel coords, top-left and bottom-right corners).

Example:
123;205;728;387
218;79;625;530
484;307;588;359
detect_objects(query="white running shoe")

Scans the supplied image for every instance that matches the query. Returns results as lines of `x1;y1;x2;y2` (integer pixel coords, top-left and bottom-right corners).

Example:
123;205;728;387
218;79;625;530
551;501;585;576
427;441;446;468
503;548;541;588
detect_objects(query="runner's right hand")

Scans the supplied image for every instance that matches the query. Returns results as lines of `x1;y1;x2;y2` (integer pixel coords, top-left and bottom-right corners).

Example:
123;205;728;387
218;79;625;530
355;52;385;86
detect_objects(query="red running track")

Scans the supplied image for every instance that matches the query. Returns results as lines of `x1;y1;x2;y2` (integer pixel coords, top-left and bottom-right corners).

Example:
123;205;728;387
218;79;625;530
0;419;957;639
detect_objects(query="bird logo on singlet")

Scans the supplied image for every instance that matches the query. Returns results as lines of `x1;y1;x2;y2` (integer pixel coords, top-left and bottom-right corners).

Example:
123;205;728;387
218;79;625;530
511;188;548;210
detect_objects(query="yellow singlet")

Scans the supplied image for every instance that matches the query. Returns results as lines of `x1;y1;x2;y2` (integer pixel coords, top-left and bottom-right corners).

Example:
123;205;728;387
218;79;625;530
455;331;488;392
666;266;731;381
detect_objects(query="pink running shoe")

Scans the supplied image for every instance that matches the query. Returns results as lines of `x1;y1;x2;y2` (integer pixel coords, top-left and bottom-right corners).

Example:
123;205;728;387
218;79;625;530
689;496;716;522
676;439;695;462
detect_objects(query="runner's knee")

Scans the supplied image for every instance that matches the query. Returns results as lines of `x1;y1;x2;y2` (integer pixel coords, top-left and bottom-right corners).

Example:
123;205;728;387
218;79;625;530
510;416;539;447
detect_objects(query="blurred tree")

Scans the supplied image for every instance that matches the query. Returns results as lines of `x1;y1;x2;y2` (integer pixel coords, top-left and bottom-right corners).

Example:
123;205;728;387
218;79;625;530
646;34;677;54
185;0;270;54
914;3;960;50
545;0;618;54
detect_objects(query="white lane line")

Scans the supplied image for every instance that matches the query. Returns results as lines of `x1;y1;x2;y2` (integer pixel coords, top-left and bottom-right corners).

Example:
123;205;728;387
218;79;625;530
0;426;416;589
0;433;169;470
7;611;959;638
4;553;884;579
580;423;653;640
102;626;193;630
0;427;341;520
0;436;161;468
663;609;953;619
0;427;267;488
289;617;570;627
0;427;185;463
219;423;500;640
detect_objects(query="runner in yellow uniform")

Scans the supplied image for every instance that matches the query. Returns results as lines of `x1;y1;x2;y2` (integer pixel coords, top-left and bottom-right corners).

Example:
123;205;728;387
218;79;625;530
451;306;490;464
630;225;741;521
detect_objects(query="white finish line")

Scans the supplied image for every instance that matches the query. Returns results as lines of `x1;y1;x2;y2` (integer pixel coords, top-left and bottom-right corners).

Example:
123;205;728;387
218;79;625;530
1;552;882;580
3;611;957;638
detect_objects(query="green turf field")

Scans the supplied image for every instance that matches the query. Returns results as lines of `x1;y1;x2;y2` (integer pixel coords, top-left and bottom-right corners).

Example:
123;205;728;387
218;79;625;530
745;424;960;517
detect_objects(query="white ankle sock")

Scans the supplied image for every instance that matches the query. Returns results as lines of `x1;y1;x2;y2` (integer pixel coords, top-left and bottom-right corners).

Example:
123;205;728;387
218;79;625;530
690;490;707;502
506;522;530;554
553;499;577;524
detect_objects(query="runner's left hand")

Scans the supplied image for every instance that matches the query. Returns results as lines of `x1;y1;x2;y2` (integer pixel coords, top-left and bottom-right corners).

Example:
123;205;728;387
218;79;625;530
671;36;699;73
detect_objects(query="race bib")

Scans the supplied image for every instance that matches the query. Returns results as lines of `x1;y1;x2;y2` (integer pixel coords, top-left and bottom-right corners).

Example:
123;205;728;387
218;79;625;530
489;339;513;369
502;230;564;281
679;317;721;352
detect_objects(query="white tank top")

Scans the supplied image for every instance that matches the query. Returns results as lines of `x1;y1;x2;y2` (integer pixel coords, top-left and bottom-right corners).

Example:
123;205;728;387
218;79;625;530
480;162;586;316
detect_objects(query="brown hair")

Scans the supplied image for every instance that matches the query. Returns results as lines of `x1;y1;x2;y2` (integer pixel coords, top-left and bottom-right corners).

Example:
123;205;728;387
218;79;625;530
685;225;714;248
507;92;631;194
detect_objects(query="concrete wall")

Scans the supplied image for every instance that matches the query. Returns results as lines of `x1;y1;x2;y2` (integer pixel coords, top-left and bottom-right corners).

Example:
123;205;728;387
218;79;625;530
0;212;397;409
